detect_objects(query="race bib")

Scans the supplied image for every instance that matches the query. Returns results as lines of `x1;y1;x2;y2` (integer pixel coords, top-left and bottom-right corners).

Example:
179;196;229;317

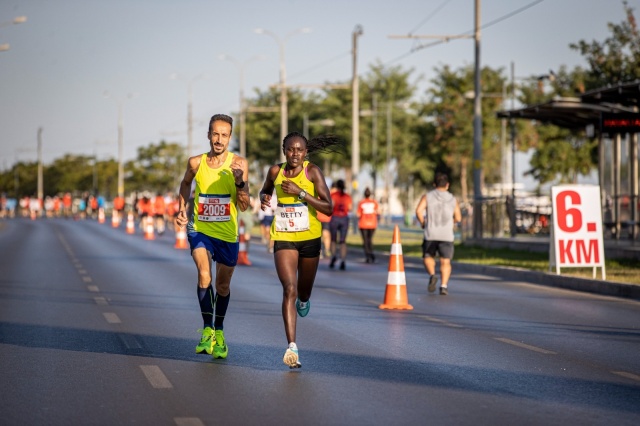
275;203;310;232
197;194;231;222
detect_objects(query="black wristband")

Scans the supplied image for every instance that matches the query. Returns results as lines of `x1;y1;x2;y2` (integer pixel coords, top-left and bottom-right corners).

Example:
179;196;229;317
235;181;245;189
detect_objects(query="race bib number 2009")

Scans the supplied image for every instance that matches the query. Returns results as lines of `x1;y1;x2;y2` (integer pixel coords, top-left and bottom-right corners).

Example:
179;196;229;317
197;194;231;222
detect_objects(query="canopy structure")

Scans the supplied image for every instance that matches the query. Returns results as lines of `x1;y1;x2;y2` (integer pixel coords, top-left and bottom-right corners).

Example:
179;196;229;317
581;80;640;109
496;96;635;131
496;82;640;242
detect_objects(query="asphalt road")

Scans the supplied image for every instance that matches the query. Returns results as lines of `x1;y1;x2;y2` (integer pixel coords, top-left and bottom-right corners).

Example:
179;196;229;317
1;217;639;425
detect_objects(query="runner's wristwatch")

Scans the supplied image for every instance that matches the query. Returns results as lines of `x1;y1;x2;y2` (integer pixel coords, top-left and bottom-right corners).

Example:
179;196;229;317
298;190;307;200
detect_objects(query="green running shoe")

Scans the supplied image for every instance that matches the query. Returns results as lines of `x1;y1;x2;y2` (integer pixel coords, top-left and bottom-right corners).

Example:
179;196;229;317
213;329;228;359
195;327;215;355
296;298;310;317
283;344;301;368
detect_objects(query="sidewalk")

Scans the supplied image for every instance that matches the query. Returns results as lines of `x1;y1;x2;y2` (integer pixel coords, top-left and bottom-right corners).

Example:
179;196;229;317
466;236;640;261
347;237;640;301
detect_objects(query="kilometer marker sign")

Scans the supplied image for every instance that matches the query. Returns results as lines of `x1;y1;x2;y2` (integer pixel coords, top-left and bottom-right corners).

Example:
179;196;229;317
550;185;606;280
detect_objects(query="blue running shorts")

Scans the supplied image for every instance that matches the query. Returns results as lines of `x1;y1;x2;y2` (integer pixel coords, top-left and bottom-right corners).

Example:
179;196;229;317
188;232;239;267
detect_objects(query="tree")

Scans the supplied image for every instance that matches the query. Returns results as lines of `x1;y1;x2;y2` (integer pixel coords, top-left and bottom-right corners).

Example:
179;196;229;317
421;64;506;202
127;141;185;194
570;0;640;90
519;66;596;185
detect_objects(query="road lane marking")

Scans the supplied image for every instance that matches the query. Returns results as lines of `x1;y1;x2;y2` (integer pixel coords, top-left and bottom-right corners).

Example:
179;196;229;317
494;337;557;354
87;285;99;292
77;269;87;274
103;312;121;324
418;315;463;328
82;276;92;283
118;333;143;350
612;371;640;381
325;288;347;296
175;418;205;426
140;365;173;389
365;299;380;305
56;231;75;258
94;297;108;305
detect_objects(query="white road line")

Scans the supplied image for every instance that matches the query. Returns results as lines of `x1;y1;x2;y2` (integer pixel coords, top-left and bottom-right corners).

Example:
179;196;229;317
418;315;463;328
366;299;380;305
118;333;142;350
494;337;557;355
325;288;347;296
55;231;75;257
77;269;87;274
612;371;640;381
94;297;108;305
175;418;205;426
82;276;92;283
103;312;121;324
87;285;99;292
140;365;173;389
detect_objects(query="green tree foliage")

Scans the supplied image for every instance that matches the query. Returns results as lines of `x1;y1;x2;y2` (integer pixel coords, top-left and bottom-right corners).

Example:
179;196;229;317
422;65;505;201
570;0;640;90
518;66;596;185
126;140;185;194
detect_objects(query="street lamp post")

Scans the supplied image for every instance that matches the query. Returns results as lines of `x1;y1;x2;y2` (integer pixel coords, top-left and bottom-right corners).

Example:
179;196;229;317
218;55;264;158
37;127;43;215
472;0;483;240
255;27;311;162
104;92;136;199
171;74;207;158
351;25;363;202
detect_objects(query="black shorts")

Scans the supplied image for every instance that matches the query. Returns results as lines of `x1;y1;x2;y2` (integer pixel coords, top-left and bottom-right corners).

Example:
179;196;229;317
330;216;350;243
422;240;454;259
273;237;321;258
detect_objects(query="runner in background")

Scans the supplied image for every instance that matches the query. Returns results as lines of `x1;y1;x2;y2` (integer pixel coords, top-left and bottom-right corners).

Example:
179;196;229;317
357;187;380;263
154;193;166;235
329;179;352;270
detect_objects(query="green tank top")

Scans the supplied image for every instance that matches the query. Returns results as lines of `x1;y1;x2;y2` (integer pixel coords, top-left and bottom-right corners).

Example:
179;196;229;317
270;161;321;242
191;152;238;242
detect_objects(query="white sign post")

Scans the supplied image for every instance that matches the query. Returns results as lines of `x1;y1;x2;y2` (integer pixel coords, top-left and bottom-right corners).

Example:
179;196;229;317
550;185;606;279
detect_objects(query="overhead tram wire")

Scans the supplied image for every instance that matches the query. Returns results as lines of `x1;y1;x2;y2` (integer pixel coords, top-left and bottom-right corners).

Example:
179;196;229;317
407;0;454;36
384;0;545;66
288;50;351;83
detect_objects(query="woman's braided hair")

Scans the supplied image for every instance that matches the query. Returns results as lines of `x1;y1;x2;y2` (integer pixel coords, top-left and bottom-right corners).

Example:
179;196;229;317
282;131;345;157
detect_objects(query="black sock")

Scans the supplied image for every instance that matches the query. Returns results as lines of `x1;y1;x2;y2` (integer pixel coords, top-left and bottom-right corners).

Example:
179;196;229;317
213;292;230;330
198;285;214;329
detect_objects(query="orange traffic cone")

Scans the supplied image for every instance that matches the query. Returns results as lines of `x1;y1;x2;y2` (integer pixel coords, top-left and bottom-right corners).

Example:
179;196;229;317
237;219;252;265
126;212;135;234
174;227;188;249
111;211;120;228
143;216;155;240
379;225;413;310
98;208;106;224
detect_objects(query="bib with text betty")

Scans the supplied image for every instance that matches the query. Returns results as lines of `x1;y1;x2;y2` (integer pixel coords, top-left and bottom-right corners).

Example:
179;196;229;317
197;193;231;222
274;203;310;232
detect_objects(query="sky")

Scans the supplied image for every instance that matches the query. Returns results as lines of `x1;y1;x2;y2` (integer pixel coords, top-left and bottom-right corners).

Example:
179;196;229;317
0;0;637;190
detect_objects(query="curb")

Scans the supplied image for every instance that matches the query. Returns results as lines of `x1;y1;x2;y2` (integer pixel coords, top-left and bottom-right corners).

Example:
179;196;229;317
452;262;640;300
346;246;640;301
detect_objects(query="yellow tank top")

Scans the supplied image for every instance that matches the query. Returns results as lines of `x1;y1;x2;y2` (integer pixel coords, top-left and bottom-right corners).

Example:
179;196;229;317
191;152;238;242
270;161;321;242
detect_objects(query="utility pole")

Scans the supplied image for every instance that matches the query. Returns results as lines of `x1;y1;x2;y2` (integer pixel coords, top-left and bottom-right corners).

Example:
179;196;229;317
351;25;363;206
37;127;43;215
372;92;378;195
510;61;517;237
472;0;483;239
388;2;482;237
